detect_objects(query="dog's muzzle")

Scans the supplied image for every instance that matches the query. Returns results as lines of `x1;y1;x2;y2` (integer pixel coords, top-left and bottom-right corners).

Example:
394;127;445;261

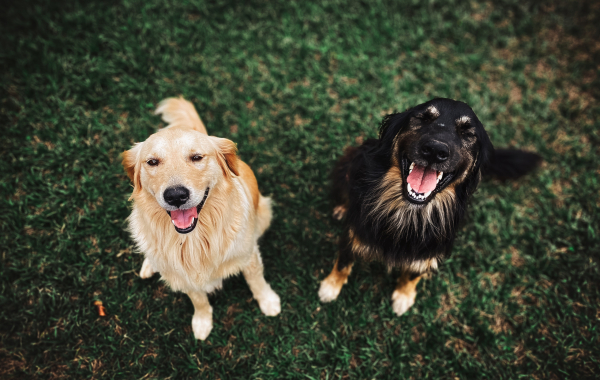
166;188;210;234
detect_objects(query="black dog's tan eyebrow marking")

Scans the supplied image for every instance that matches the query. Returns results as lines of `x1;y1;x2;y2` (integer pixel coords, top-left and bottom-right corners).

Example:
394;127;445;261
416;105;440;120
426;105;440;118
455;116;471;127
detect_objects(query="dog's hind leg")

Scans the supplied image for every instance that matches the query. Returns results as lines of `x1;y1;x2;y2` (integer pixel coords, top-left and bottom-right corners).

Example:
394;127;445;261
330;146;357;221
332;204;347;220
318;242;354;303
139;258;156;279
391;271;422;316
187;290;213;340
242;247;281;316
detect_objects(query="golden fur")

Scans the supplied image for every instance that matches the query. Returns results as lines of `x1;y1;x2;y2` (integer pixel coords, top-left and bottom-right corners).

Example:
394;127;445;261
155;96;207;134
123;97;280;340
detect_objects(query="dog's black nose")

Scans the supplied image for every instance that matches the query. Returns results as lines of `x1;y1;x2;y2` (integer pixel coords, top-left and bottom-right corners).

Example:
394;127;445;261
164;186;190;207
420;141;449;163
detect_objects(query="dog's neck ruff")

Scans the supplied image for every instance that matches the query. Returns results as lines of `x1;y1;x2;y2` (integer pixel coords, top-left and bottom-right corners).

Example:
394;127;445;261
353;164;463;264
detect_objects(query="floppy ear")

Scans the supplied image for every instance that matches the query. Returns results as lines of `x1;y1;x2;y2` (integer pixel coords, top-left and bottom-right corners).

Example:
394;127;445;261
209;137;239;177
474;121;494;172
378;109;413;148
461;121;494;197
121;143;143;198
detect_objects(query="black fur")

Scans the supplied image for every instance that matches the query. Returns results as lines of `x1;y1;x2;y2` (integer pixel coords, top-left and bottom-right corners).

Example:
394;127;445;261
331;98;541;273
484;149;543;180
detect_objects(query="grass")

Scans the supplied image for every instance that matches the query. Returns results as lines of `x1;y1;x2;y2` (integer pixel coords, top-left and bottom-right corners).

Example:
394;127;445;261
1;0;599;378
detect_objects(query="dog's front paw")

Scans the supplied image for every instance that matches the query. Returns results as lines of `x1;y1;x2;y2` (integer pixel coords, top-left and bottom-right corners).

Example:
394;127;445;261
140;258;156;279
191;314;213;340
257;287;281;316
318;276;343;303
391;290;416;316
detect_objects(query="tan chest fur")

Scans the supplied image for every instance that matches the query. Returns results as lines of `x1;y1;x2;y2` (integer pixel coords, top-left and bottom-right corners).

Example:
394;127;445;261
128;174;258;293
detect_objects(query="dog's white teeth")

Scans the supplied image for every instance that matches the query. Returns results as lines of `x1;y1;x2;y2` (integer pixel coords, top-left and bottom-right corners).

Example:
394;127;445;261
407;183;412;193
424;191;431;198
437;171;443;180
172;220;176;225
409;162;415;172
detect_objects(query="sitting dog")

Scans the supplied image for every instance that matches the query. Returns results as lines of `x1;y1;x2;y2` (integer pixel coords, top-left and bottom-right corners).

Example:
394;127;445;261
122;97;280;340
319;98;541;315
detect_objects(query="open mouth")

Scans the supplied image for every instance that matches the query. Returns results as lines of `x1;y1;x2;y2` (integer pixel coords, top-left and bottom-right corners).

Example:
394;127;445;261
166;188;210;234
401;158;454;204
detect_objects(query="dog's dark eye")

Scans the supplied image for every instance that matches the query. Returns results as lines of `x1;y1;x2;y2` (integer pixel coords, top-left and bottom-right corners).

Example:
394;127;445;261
461;126;476;138
456;116;475;138
191;154;204;162
420;111;435;122
461;126;474;137
147;159;159;166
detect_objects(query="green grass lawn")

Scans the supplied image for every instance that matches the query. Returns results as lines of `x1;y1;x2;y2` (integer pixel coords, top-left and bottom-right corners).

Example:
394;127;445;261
1;0;599;378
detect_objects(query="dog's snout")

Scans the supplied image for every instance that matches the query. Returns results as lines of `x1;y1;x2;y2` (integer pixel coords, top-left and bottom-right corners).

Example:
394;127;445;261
420;141;449;163
164;186;190;207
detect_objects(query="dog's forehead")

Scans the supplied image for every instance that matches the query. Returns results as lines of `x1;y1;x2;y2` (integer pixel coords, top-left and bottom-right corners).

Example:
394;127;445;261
143;129;213;157
418;100;477;124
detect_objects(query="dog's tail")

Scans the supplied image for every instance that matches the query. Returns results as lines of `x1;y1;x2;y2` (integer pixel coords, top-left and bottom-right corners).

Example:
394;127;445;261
155;97;208;134
256;195;273;237
484;148;542;180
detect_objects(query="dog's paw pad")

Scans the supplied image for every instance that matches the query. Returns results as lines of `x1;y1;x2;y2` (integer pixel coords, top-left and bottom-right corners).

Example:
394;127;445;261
318;277;342;303
191;315;213;340
139;259;156;279
258;289;281;316
391;290;416;316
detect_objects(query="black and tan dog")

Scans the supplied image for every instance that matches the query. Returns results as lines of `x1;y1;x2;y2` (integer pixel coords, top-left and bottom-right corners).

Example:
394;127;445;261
318;98;541;315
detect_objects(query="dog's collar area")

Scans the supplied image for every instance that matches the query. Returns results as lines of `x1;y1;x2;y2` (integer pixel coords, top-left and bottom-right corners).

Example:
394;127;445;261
401;157;454;205
166;188;210;234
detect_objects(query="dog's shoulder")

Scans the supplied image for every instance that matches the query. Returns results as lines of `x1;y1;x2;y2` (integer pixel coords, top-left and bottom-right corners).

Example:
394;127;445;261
235;159;260;210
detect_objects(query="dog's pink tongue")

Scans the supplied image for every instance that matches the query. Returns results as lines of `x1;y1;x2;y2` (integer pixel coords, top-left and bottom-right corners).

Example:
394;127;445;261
170;207;198;229
407;164;438;193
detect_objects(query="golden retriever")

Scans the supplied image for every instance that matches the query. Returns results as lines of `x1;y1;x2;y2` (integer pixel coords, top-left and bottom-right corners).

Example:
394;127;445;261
122;97;280;340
